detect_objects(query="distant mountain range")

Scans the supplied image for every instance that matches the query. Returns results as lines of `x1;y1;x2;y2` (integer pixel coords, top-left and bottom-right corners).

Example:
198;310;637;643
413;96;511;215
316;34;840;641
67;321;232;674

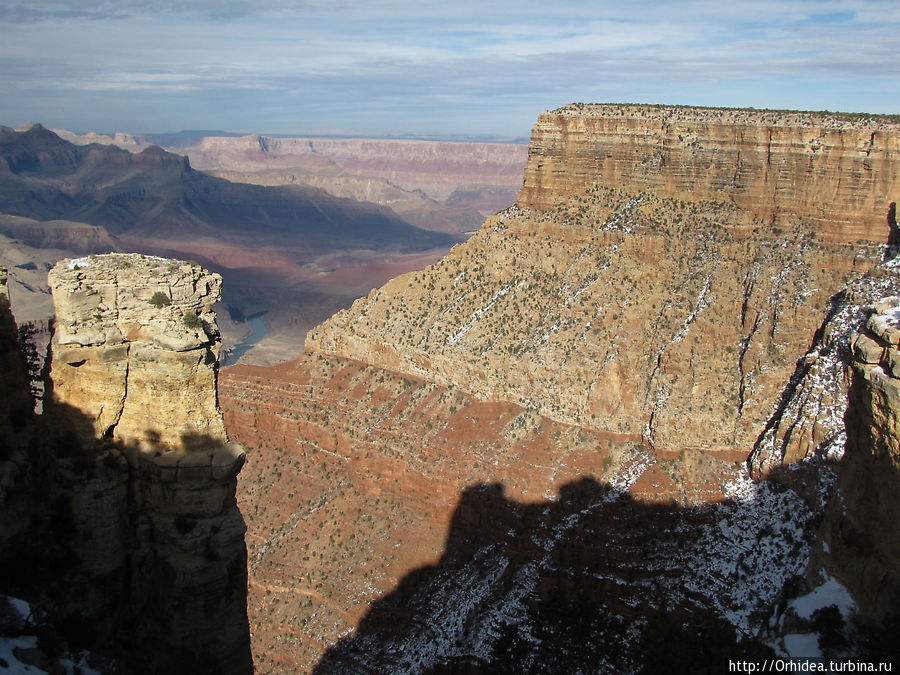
0;124;455;252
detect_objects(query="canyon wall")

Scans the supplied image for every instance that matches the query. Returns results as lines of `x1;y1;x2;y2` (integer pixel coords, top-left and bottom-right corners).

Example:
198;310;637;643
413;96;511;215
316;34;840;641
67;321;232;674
0;266;31;438
518;104;899;244
307;105;898;467
822;297;900;619
187;135;528;202
307;190;880;462
221;104;899;668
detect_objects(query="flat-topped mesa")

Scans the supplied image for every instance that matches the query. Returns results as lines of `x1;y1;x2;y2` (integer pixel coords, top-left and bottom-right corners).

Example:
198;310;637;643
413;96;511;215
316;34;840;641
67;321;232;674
47;253;226;450
518;103;899;243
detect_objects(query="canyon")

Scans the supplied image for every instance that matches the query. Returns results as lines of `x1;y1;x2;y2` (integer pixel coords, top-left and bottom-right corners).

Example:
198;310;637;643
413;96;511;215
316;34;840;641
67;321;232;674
1;124;529;366
54;128;529;236
218;104;900;670
1;103;898;672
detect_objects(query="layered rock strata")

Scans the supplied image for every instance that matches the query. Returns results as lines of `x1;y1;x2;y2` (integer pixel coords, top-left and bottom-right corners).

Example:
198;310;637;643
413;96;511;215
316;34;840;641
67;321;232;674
307;189;881;460
47;254;227;447
749;256;900;477
822;297;900;618
518;104;899;244
44;254;251;673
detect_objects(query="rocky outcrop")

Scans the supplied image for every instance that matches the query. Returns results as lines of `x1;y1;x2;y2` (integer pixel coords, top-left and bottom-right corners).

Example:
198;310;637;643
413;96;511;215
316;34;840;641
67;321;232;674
41;253;251;673
47;254;227;448
821;297;900;619
748;257;900;477
307;105;897;467
518;104;899;244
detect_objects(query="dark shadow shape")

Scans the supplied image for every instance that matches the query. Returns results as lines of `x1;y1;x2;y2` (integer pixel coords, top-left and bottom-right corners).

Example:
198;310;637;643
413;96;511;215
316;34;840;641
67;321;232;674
313;478;789;674
886;202;899;260
0;394;252;675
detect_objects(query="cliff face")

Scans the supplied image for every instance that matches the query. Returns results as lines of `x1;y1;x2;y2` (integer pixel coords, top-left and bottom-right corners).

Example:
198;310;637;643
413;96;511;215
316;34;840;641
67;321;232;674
0;254;251;673
47;254;227;448
307;189;879;461
518;104;899;244
821;296;900;619
307;105;899;468
221;104;898;669
44;253;251;673
0;266;32;438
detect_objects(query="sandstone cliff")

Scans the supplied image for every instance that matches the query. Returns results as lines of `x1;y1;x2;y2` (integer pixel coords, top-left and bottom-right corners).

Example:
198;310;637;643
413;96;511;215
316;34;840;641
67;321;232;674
47;254;227;448
306;105;899;469
45;253;251;673
307;189;881;461
821;296;900;619
518;104;900;244
0;254;252;673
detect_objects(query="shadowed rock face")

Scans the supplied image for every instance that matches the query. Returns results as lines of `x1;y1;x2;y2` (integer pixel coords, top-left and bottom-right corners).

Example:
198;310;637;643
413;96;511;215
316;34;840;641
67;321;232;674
19;253;252;674
518;104;900;244
0;266;32;438
822;297;900;619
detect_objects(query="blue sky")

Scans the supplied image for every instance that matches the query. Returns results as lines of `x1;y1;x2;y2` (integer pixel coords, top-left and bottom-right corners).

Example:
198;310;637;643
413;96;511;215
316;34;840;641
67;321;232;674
1;0;898;138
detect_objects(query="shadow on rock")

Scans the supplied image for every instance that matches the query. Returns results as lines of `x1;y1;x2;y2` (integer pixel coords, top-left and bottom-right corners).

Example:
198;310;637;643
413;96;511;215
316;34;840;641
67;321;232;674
312;476;811;673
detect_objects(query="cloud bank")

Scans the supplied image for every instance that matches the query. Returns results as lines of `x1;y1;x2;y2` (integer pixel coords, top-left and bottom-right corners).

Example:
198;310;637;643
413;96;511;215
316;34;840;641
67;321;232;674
1;0;897;136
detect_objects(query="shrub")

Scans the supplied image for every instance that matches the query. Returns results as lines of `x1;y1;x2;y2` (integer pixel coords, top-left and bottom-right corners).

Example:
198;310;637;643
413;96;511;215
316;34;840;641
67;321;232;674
149;291;171;308
183;312;202;330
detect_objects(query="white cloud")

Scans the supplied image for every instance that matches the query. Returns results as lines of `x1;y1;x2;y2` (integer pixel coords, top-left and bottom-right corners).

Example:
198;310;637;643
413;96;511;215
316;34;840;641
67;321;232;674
0;0;898;135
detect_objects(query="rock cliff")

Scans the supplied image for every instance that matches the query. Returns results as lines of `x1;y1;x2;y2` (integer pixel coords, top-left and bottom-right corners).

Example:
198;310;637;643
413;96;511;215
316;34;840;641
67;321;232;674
307;105;900;467
0;254;252;673
307;189;880;462
821;296;900;619
0;266;32;438
47;254;227;448
222;104;899;669
518;104;900;244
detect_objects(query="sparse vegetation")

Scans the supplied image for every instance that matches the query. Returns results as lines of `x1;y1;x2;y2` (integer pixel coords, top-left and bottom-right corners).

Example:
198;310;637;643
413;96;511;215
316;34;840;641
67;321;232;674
183;311;202;329
149;291;171;308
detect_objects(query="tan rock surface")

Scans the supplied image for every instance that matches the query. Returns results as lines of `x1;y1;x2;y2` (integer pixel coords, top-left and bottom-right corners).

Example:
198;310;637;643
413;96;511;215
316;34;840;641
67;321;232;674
47;253;227;449
518;104;899;244
41;253;252;673
308;189;881;459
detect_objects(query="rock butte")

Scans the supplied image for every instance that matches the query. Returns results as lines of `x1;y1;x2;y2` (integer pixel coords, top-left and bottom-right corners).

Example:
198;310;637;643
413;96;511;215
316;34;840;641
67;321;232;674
221;104;900;670
1;254;252;673
518;103;900;244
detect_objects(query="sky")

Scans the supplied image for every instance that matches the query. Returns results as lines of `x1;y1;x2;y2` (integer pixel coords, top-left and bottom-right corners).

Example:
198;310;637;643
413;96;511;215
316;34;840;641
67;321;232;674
1;0;899;139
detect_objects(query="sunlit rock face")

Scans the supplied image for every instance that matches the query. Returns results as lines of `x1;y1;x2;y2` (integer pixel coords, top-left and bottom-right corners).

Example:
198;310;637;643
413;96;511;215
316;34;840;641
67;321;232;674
518;104;900;245
225;104;898;669
47;253;227;448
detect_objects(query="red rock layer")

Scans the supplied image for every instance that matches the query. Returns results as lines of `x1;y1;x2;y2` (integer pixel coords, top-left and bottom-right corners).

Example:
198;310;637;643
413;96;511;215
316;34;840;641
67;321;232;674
220;354;739;672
